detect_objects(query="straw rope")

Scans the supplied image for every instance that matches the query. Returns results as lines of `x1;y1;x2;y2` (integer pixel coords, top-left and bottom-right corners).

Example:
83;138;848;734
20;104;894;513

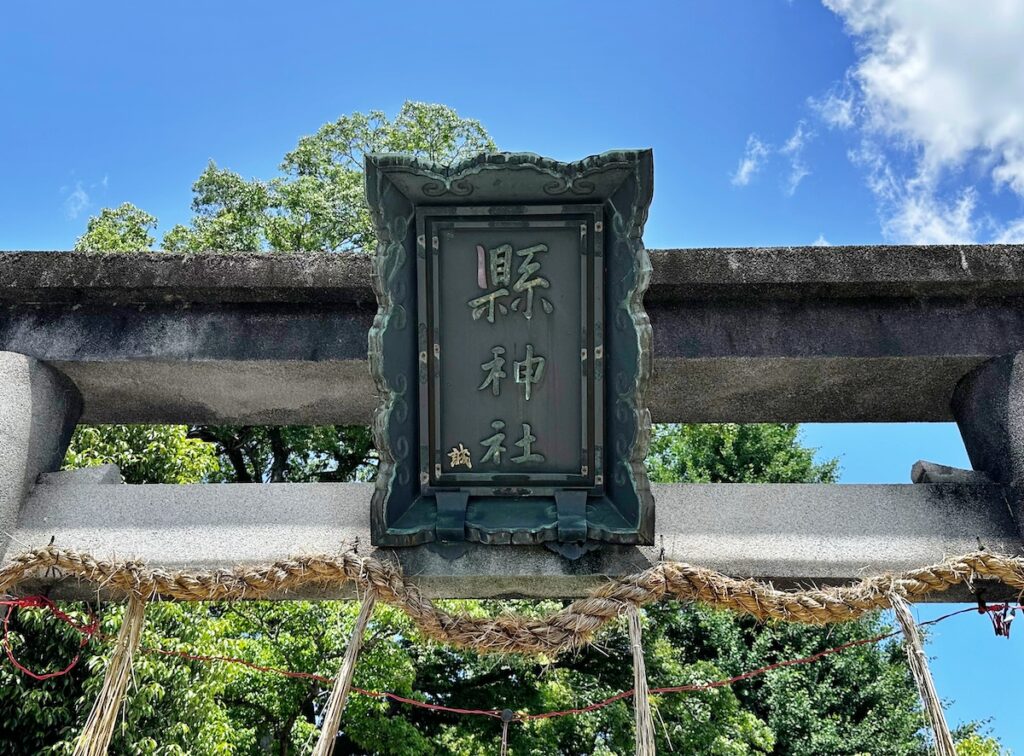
627;606;655;756
2;546;1023;656
72;596;145;756
891;595;956;756
312;590;377;756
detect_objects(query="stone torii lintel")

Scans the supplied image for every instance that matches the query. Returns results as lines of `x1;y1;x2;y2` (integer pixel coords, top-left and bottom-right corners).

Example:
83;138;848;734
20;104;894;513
3;247;1024;598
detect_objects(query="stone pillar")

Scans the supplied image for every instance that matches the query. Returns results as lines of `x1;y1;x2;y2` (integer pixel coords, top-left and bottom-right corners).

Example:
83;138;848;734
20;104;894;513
952;353;1024;532
0;352;82;560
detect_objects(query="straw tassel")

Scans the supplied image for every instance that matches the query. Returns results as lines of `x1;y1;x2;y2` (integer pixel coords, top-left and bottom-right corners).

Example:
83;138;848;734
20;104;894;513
890;594;955;756
627;605;656;756
73;596;146;756
312;590;377;756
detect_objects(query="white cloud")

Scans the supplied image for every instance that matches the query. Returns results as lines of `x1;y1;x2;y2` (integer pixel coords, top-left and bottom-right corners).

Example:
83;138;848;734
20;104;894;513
994;218;1024;244
882;187;978;244
62;181;90;219
812;233;832;246
992;146;1024;196
785;163;811;195
781;122;809;156
59;175;112;221
731;135;770;186
780;121;812;195
847;136;978;243
731;127;813;195
810;87;856;129
821;0;1024;243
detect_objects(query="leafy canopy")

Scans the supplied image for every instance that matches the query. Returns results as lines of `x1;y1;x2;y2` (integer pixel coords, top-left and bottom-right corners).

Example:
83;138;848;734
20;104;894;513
74;203;157;252
64;424;221;484
161;101;494;254
648;423;839;484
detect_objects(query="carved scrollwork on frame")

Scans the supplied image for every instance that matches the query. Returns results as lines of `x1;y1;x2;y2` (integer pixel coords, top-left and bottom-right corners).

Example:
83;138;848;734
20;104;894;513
542;178;597;196
365;162;419;540
394;434;411;487
373;151;640;206
601;159;655;543
421;178;475;197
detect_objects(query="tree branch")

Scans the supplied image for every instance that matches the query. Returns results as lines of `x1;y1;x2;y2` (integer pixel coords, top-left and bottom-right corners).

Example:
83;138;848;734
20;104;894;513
269;427;289;483
189;426;254;483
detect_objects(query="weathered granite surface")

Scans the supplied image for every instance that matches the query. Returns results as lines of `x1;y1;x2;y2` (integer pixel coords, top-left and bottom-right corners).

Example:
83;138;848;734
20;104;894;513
5;480;1018;601
3;246;1024;424
5;245;1024;303
952;353;1024;534
0;352;82;560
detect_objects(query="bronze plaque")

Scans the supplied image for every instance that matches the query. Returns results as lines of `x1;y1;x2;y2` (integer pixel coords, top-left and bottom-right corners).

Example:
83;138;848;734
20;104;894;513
418;206;603;496
366;151;653;554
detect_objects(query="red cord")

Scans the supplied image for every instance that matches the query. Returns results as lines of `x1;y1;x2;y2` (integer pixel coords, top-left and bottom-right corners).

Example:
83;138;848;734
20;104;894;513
1;597;98;681
0;596;1004;722
133;644;505;717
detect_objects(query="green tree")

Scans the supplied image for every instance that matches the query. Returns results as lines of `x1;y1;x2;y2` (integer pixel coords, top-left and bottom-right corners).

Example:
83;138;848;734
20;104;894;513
70;203;224;489
74;203;157;252
2;101;498;756
162;101;493;488
64;424;221;484
954;729;1005;756
0;425;237;753
162;101;494;254
648;423;838;483
389;426;933;755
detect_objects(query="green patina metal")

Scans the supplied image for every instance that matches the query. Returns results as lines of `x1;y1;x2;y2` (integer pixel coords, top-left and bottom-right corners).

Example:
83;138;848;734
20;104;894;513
365;151;654;554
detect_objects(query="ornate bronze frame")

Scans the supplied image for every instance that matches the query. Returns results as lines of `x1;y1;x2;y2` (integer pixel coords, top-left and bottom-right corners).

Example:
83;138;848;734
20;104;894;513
366;151;654;552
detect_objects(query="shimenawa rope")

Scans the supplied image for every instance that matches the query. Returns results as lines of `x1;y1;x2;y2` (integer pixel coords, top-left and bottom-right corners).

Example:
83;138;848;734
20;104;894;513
73;596;145;756
2;545;1023;656
3;549;1014;756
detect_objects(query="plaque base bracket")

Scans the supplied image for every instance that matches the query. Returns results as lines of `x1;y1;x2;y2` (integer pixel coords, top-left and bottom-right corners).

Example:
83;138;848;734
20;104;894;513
555;490;588;542
435;491;470;542
544;541;602;561
543;490;596;559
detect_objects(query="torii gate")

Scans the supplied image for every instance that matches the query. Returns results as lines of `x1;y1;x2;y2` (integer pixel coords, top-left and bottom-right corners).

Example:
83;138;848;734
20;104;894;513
4;150;1022;754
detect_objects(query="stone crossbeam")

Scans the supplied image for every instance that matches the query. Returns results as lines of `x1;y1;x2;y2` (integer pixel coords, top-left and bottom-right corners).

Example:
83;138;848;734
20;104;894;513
4;245;1024;424
8;478;1018;601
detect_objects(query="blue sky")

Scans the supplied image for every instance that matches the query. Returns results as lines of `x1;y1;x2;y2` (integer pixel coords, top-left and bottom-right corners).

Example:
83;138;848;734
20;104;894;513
3;0;1024;748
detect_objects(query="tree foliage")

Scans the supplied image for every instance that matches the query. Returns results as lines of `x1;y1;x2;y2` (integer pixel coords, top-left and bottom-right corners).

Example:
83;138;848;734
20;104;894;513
160;100;493;487
74;203;157;252
161;101;494;254
0;102;1004;754
194;425;375;484
64;424;221;484
648;423;839;484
